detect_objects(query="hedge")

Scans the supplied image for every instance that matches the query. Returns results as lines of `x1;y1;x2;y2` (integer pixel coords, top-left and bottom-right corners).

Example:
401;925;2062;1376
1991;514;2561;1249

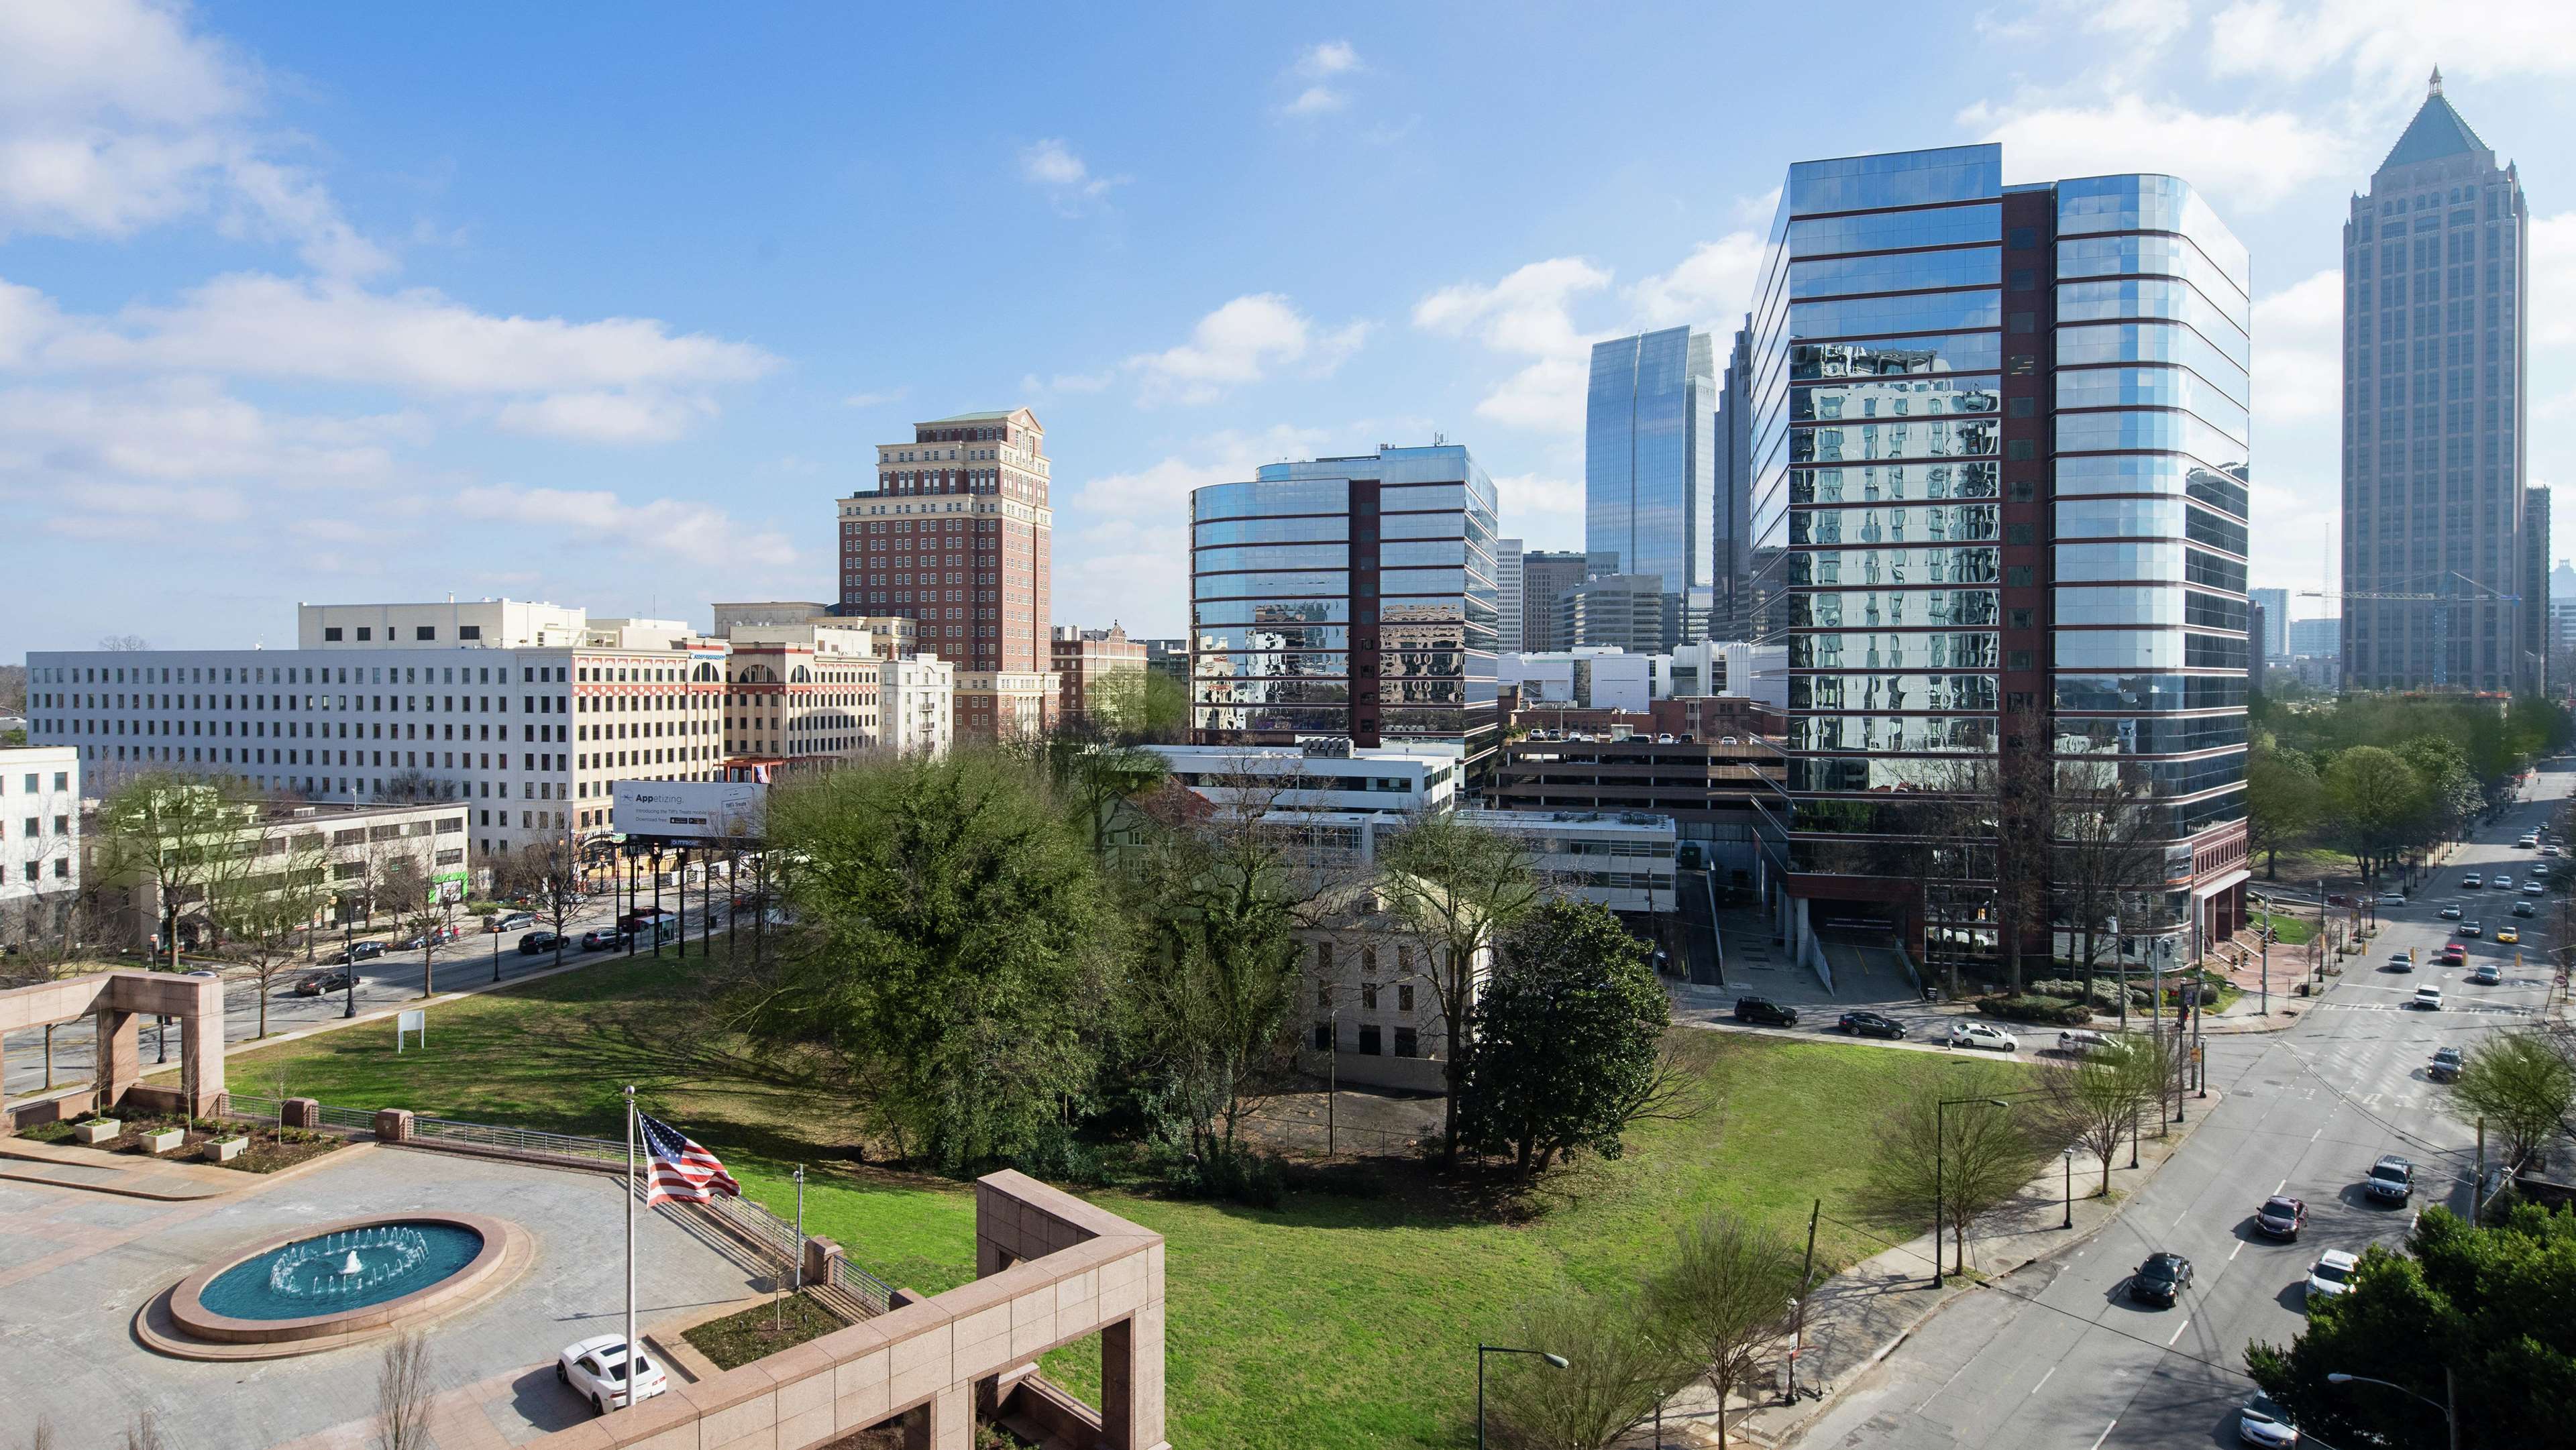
1976;994;2094;1025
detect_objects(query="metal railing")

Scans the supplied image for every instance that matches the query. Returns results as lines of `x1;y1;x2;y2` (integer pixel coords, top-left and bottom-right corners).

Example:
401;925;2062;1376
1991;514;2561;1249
826;1249;896;1316
317;1104;378;1133
216;1092;282;1122
410;1115;629;1168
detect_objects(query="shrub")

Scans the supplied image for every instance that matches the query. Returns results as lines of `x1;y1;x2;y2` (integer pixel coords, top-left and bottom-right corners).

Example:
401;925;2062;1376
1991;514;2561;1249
1157;1141;1286;1210
1977;994;2094;1025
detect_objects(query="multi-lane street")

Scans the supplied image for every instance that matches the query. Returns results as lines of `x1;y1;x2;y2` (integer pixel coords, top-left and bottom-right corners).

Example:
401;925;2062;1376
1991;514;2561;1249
1;895;742;1101
1795;763;2569;1450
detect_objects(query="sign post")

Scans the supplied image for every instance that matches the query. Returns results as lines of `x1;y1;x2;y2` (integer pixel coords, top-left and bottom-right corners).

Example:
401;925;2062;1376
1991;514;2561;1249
395;1007;426;1053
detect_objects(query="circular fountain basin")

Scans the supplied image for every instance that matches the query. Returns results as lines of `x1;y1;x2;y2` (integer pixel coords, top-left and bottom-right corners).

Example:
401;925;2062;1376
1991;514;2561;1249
166;1213;511;1345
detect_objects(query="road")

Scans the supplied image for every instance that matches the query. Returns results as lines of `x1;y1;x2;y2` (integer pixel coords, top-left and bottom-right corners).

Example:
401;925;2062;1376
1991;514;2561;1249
1794;761;2569;1450
3;895;745;1101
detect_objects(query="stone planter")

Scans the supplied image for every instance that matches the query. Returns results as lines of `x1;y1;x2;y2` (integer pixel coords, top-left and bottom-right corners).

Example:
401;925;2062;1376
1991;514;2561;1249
204;1137;248;1164
73;1119;121;1145
142;1128;186;1154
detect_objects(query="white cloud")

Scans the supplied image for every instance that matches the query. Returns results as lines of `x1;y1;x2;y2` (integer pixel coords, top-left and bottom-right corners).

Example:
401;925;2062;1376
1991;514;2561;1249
0;0;388;276
1056;425;1334;632
1298;40;1360;78
1960;93;2353;207
2087;0;2193;44
1126;294;1368;405
2251;268;2343;422
0;377;410;487
494;390;714;445
842;387;909;408
453;485;796;569
2208;1;2576;93
1283;87;1348;117
1413;258;1611;433
1630;233;1764;328
1491;471;1583;538
2530;212;2576;350
1280;40;1362;117
1018;137;1125;209
1068;425;1329;519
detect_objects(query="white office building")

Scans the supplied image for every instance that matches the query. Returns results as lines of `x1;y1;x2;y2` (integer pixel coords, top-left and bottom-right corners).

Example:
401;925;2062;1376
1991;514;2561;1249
879;655;958;758
1;744;80;951
1500;649;1654;713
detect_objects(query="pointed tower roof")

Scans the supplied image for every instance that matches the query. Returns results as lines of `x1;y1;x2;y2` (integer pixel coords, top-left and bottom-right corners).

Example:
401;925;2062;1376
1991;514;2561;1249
2377;68;2494;173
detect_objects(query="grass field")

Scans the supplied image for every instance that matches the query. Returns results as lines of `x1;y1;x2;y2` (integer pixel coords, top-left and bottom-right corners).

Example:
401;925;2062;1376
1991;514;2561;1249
2250;909;2318;945
197;951;2019;1449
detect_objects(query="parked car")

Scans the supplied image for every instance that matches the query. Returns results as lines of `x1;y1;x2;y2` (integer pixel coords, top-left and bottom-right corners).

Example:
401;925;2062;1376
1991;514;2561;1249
2129;1251;2192;1306
1836;1010;1906;1040
2306;1248;2359;1302
580;928;625;952
2438;904;2464;920
2470;962;2502;985
2430;1046;2465;1081
2532;863;2551;879
2461;920;2483;938
519;930;564;955
2463;874;2483;889
2413;985;2445;1011
292;970;352;997
330;940;387;964
2238;1392;2302;1447
492;911;537;933
2254;1195;2308;1239
2057;1027;2112;1056
1949;1021;2019;1052
1733;996;1799;1027
2546;844;2562;856
557;1335;667;1415
2519;834;2540;848
2366;1155;2415;1203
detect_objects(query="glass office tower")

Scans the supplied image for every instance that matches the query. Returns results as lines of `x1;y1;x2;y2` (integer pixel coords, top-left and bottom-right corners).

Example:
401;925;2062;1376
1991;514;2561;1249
1190;444;1501;778
1749;144;2253;972
1587;326;1717;645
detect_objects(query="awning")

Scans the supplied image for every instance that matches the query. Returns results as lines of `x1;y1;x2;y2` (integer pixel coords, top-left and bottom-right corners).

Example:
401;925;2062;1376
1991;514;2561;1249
2192;868;2250;899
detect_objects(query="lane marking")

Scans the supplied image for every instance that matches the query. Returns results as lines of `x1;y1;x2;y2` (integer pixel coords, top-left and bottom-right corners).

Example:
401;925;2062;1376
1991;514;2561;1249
2090;1420;2119;1450
2230;1241;2245;1261
2275;1179;2288;1194
2030;1365;2055;1396
2168;1317;2190;1346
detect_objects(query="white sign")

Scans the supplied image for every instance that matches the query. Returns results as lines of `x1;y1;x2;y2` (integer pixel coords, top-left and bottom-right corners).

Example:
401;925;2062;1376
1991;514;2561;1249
612;779;767;844
396;1007;426;1053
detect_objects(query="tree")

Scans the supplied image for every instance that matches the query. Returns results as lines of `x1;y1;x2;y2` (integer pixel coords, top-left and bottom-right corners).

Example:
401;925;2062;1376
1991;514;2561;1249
1087;667;1189;744
2450;1031;2574;1170
496;829;586;969
1458;897;1691;1178
2051;759;2168;1014
372;1331;434;1450
1375;811;1547;1168
2249;1206;2576;1450
735;751;1114;1170
1646;1212;1804;1449
1860;1062;2049;1276
2243;740;2322;879
378;856;455;999
206;818;332;1038
94;771;245;969
2043;1034;2155;1196
2320;746;2426;880
2398;734;2485;852
1486;1287;1691;1450
98;634;150;653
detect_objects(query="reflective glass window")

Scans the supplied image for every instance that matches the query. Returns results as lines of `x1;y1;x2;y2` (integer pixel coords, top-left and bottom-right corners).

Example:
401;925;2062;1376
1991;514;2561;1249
2057;498;2189;539
2053;584;2183;626
1791;290;1999;341
1791;461;1998;503
1787;146;2000;215
1791;502;1999;545
2053;629;2186;670
1788;202;2000;258
1192;599;1349;626
1191;624;1349;651
1381;512;1466;539
1193;570;1348;600
2055;280;2249;369
1381;540;1466;568
1194;544;1348;573
1789;546;2000;587
1789;632;1998;669
1788;589;1998;628
2054;234;2249;323
2054;324;2247;404
2053;673;2246;712
1193;480;1346;520
1189;652;1348;679
1790;247;2000;300
1787;714;1993;752
1786;333;2002;382
1193;516;1349;547
1794;416;1998;463
1792;374;1998;421
2053;366;2250;441
2054;175;2250;296
1788;673;1998;712
2054;541;2184;582
2055;457;2248;515
1381;567;1468;596
1379;484;1465;512
2056;409;2247;464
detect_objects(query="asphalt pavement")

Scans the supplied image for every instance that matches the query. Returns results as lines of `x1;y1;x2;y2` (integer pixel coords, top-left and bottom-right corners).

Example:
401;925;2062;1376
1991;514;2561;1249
2;895;743;1101
1790;762;2569;1450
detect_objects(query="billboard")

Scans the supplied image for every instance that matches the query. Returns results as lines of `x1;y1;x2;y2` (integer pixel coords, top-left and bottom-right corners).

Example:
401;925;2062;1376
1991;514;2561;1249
612;780;767;844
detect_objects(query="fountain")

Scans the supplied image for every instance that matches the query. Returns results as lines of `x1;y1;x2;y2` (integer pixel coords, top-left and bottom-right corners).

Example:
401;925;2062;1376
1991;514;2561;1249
199;1221;484;1321
150;1212;523;1357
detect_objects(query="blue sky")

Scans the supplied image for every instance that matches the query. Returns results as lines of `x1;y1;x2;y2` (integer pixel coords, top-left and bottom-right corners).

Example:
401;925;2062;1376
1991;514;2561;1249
5;1;2575;653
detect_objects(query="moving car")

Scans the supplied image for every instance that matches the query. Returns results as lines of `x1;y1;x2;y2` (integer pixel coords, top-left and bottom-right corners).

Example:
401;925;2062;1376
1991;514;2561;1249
491;911;537;933
1733;996;1799;1027
2440;943;2468;966
557;1335;667;1415
2520;834;2540;848
2239;1392;2301;1447
2129;1251;2192;1306
2497;926;2520;944
2254;1195;2308;1239
2306;1248;2359;1301
2533;864;2551;879
2471;962;2502;985
2461;920;2483;938
519;930;564;955
2513;899;2537;917
399;924;460;950
2414;984;2445;1010
2463;873;2483;889
2376;892;2406;907
2438;904;2463;920
329;940;387;964
2366;1155;2415;1203
1836;1010;1906;1040
2386;950;2415;972
2430;1046;2465;1081
2526;882;2546;895
1949;1021;2019;1052
2493;875;2514;891
2057;1027;2113;1056
291;970;352;997
579;928;625;952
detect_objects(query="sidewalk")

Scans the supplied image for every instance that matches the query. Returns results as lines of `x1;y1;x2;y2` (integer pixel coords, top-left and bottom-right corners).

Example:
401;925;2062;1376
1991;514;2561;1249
1638;1089;2222;1448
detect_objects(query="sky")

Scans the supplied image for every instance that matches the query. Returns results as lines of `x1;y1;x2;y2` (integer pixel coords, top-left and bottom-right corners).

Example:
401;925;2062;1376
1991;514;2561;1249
5;0;2576;655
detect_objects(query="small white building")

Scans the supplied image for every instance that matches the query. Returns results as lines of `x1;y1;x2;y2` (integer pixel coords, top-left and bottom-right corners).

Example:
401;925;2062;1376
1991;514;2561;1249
1460;807;1678;913
1143;744;1458;816
1499;649;1652;713
1;744;80;952
879;656;957;757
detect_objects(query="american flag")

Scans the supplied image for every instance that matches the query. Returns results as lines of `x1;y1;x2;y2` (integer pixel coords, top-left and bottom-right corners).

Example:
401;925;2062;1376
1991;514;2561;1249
637;1111;740;1206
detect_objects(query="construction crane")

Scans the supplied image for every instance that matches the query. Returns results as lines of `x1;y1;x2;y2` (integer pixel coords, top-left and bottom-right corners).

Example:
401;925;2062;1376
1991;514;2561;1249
2300;571;2523;691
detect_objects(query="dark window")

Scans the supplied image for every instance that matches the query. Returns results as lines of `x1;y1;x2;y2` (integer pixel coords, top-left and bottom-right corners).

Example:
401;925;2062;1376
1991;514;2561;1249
1313;1021;1332;1051
2008;312;2036;334
2008;227;2039;249
323;627;343;641
460;625;482;640
2009;651;2035;671
415;626;436;640
2006;565;2036;588
1358;1025;1383;1056
1397;984;1415;1012
2008;355;2037;376
2009;609;2035;630
2008;397;2037;418
1360;982;1379;1009
356;627;372;640
2005;440;2037;460
2008;480;2037;502
1394;1027;1419;1058
2005;524;2037;545
2009;268;2037;291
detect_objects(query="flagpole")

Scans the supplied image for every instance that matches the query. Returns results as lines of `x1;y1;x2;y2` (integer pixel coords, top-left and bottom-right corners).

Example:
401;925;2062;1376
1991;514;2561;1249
624;1082;637;1411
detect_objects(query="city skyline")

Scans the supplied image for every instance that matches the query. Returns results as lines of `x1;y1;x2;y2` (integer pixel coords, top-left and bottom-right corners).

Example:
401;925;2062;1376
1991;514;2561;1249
5;5;2576;655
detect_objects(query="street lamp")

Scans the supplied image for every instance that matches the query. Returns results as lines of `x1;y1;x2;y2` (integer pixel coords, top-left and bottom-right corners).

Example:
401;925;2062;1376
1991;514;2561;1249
1476;1344;1568;1450
1933;1096;2012;1286
2061;1146;2076;1229
341;913;356;1019
2326;1370;2457;1450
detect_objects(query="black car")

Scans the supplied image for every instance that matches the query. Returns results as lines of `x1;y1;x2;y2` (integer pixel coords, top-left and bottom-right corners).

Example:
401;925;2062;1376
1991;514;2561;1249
331;940;387;964
292;970;353;997
2429;1047;2465;1082
580;928;625;952
518;930;564;955
2130;1251;2192;1306
1837;1010;1906;1040
1735;996;1799;1027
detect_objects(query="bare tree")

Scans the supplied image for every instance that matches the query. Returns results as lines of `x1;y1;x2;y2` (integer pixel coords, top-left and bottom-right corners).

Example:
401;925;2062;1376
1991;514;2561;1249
379;856;455;999
2052;752;2169;1025
98;634;152;653
121;1412;165;1450
2043;1034;2157;1196
1860;1061;2049;1277
207;816;333;1038
1485;1287;1690;1450
1376;810;1548;1168
372;1331;435;1450
496;828;585;968
1646;1213;1804;1448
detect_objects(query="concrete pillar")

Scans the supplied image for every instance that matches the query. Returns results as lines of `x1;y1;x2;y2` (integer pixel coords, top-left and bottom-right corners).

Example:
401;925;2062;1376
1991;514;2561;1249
1102;1304;1168;1450
374;1107;415;1142
181;993;225;1119
95;1009;140;1113
906;1382;971;1450
282;1097;322;1131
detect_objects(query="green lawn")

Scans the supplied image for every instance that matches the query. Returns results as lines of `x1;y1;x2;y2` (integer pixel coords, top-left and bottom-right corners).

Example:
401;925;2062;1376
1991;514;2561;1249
2250;910;2317;945
199;951;2017;1449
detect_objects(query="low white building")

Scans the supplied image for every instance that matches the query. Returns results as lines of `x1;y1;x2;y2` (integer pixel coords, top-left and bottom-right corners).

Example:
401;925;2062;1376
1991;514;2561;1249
1142;744;1458;816
1;744;80;952
1500;647;1652;713
1459;807;1678;913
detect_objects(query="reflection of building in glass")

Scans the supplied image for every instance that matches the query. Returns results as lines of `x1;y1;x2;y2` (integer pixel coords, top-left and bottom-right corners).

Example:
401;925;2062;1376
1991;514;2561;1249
2339;73;2532;693
1715;322;1756;640
1587;327;1716;648
1495;537;1525;653
1748;143;2253;978
1189;445;1499;780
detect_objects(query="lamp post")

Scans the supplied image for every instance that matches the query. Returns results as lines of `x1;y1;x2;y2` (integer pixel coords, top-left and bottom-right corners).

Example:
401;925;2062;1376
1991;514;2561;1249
341;913;356;1019
2327;1370;2457;1450
2061;1146;2076;1229
492;916;502;984
1933;1096;2012;1286
1476;1344;1568;1450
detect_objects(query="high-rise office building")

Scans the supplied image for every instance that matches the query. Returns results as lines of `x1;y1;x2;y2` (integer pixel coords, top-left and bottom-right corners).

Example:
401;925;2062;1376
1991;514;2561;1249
1561;574;1682;654
1519;550;1589;653
1715;321;1756;640
2526;485;2551;690
1750;143;2253;970
1189;444;1499;777
1495;537;1525;652
838;408;1059;736
1587;327;1717;647
2250;588;2289;658
2339;72;2530;693
2288;618;2341;657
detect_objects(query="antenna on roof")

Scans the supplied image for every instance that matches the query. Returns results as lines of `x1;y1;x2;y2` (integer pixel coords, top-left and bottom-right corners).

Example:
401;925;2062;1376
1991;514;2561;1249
2429;65;2444;97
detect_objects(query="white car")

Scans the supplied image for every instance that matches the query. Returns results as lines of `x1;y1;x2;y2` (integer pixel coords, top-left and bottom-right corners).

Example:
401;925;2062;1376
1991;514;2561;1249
557;1335;667;1415
1949;1021;2019;1052
2413;985;2445;1011
2239;1392;2301;1447
2493;875;2514;891
2375;892;2406;907
2306;1248;2359;1302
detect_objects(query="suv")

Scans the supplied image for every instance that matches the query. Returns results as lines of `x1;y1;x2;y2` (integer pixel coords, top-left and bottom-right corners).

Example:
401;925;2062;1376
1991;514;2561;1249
2429;1046;2465;1081
491;911;537;932
1734;997;1798;1027
2366;1155;2415;1204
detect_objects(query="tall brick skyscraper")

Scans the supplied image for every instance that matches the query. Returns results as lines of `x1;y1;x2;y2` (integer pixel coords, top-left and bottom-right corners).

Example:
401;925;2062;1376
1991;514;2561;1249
838;408;1059;737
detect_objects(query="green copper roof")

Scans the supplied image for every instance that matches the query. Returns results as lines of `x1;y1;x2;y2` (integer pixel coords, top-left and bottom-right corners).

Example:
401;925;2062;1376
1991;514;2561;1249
919;409;1019;425
2378;89;2491;173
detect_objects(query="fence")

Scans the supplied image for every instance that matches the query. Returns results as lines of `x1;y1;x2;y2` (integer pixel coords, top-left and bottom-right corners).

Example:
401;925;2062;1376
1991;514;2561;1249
216;1092;282;1123
1239;1112;1428;1160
